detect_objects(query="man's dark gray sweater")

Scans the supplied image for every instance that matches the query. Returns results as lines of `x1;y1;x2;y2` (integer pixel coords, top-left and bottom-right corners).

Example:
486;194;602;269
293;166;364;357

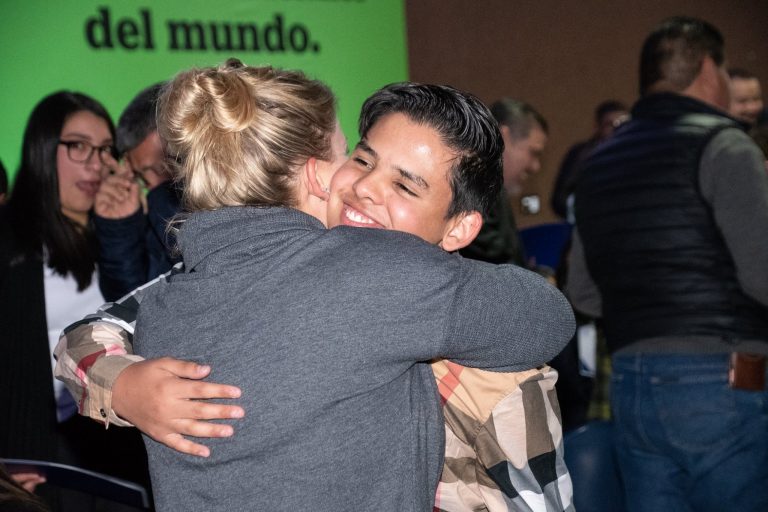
134;206;575;511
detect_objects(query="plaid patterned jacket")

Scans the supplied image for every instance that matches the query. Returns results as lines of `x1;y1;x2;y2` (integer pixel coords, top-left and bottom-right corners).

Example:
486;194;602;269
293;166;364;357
434;362;573;511
54;271;173;426
55;270;573;511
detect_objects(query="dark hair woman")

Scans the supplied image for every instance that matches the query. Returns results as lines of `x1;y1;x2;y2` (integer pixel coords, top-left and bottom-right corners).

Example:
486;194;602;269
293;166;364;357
0;91;148;511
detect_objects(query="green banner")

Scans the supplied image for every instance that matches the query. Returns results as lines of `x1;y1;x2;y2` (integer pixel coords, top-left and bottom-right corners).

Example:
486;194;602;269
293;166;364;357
1;0;408;184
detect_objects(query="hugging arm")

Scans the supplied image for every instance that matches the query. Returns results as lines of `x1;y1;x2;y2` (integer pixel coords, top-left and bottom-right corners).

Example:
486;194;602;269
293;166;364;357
445;259;576;370
54;269;244;457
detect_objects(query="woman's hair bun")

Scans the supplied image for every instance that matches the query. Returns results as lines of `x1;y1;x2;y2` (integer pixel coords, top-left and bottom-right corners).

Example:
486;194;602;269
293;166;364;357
196;61;258;134
156;59;337;212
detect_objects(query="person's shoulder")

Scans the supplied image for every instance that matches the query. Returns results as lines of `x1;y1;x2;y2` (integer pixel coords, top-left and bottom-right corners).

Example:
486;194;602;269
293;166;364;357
699;126;767;202
705;127;764;163
327;225;426;246
565;139;594;158
709;126;756;145
322;226;459;274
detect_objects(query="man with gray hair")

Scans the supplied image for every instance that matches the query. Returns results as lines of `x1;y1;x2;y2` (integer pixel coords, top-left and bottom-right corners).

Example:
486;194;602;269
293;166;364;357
95;82;182;300
460;98;548;266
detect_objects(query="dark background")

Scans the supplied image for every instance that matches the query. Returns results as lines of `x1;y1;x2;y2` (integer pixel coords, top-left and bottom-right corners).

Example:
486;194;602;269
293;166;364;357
405;0;767;226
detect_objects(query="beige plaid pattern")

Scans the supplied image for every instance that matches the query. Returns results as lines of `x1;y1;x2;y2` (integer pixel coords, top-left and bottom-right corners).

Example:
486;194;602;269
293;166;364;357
432;362;574;512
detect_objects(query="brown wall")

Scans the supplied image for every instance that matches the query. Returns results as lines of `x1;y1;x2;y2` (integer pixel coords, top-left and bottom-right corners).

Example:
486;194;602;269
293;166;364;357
405;0;768;227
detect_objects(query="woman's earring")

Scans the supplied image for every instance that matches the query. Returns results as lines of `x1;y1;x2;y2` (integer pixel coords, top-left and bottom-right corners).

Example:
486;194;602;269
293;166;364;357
317;176;330;194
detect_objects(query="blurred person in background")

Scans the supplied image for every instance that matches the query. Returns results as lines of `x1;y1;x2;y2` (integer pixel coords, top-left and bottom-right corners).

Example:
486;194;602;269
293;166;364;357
728;68;766;127
459;98;548;267
569;17;768;511
551;100;629;221
95;82;182;301
0;91;149;511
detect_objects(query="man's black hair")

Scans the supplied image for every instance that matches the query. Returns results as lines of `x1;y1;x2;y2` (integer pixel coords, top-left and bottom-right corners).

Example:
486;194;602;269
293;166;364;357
640;16;724;96
727;68;758;81
359;82;503;219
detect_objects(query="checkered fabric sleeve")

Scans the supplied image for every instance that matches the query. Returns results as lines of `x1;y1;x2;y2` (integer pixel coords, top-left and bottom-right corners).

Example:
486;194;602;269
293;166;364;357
432;361;574;512
53;266;179;427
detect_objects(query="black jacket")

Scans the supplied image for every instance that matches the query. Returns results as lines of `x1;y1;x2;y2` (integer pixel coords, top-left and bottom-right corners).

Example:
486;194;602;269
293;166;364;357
575;93;768;351
96;181;182;301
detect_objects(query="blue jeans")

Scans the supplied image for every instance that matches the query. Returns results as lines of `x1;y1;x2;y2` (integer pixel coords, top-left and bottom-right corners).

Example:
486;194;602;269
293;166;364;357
611;353;768;512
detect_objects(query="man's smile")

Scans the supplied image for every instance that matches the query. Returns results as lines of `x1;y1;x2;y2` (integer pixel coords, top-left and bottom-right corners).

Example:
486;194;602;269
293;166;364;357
341;204;384;228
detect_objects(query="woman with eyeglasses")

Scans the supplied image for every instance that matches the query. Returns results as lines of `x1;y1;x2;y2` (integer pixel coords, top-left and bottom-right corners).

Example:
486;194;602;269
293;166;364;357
0;91;149;511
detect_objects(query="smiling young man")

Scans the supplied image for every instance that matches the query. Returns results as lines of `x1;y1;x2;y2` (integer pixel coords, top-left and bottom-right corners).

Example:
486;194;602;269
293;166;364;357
55;82;574;511
325;84;572;511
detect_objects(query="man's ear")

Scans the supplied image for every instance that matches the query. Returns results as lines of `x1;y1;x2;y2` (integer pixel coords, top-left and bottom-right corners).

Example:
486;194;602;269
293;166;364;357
439;211;483;252
686;56;729;110
304;157;330;201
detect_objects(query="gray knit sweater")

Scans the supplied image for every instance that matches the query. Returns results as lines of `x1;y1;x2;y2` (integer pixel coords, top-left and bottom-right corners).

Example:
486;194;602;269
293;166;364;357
134;206;575;512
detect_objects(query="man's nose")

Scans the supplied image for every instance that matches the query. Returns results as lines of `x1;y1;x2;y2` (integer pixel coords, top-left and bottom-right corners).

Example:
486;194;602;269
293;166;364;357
352;171;384;204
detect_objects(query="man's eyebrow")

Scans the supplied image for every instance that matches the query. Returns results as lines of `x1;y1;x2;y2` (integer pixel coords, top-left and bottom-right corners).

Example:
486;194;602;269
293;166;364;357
356;140;377;159
396;166;429;190
358;139;429;190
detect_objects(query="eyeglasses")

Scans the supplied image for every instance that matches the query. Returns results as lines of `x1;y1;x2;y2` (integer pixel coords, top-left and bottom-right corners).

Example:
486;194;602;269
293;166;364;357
59;140;114;164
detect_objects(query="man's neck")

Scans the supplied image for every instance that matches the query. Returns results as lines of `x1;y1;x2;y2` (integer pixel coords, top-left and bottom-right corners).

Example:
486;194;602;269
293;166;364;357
645;83;727;114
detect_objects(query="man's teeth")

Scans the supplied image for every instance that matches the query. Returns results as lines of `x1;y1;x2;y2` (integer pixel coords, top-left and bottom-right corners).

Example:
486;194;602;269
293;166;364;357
345;208;375;224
